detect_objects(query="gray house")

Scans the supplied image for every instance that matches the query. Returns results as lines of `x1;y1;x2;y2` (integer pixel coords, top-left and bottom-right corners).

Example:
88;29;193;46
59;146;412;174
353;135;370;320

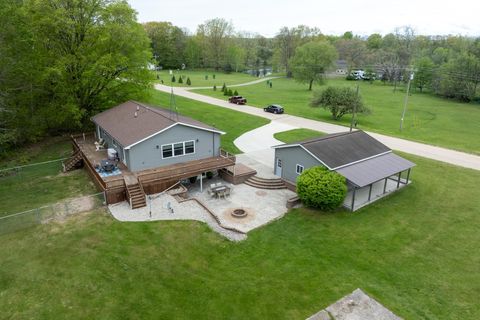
273;131;415;211
92;100;224;172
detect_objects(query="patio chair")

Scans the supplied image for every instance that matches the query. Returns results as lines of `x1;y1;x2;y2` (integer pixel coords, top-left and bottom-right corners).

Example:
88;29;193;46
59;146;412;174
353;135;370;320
215;182;222;187
210;183;216;189
218;190;225;199
95;138;106;151
225;188;231;197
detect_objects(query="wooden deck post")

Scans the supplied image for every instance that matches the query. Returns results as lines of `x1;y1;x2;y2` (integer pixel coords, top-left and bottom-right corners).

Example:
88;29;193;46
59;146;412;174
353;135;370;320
351;188;356;211
397;171;402;189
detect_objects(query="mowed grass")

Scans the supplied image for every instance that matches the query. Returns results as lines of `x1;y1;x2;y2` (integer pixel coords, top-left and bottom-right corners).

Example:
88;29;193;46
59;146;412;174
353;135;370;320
0;154;479;319
155;69;255;87
193;78;480;154
144;89;269;154
274;128;324;144
0;138;96;216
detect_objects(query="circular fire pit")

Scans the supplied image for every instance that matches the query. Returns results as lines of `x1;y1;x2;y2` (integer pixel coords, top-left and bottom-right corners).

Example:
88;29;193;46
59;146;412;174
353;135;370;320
231;208;248;218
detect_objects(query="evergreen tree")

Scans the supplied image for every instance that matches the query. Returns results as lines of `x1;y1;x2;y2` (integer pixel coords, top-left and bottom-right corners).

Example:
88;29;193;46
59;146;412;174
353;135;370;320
213;85;217;91
178;76;183;84
221;83;226;92
234;90;239;95
171;75;176;82
186;77;191;85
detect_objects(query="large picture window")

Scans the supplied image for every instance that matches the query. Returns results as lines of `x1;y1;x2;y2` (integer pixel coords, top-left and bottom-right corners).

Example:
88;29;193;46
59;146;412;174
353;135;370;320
162;140;195;159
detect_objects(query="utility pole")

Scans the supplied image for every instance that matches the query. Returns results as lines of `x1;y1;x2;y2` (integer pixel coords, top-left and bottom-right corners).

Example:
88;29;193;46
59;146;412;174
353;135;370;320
350;83;360;132
400;72;414;131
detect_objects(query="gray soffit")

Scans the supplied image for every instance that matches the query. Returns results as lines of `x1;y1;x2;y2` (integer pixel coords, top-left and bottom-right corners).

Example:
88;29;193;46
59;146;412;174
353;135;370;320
336;153;416;188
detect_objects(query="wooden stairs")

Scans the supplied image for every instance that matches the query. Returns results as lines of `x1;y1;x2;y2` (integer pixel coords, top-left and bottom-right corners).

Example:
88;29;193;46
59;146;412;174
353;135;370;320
124;175;147;209
244;176;286;190
62;150;83;172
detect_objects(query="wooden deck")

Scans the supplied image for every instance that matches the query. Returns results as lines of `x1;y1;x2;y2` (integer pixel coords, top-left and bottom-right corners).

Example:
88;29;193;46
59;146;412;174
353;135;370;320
71;133;236;204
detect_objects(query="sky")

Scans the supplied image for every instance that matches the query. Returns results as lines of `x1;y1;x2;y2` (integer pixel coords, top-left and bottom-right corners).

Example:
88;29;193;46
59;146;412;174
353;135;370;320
128;0;480;37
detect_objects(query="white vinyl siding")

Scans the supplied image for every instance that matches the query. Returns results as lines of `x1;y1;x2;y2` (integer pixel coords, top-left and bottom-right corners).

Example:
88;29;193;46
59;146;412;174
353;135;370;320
162;140;195;159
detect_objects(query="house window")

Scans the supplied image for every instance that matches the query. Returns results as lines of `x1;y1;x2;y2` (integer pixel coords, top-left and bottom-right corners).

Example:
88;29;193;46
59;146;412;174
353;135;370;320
185;141;195;154
161;140;196;159
296;164;304;175
162;145;173;158
174;143;184;156
277;159;282;167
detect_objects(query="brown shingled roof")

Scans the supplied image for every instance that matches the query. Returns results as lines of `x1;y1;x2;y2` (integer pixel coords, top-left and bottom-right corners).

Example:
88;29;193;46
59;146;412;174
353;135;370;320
91;101;223;147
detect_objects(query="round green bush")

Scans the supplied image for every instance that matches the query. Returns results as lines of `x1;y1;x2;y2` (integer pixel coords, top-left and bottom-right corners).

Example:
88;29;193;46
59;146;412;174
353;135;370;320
296;166;347;210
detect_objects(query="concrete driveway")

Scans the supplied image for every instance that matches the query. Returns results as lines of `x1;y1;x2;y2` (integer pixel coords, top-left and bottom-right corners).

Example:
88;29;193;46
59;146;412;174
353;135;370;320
234;121;297;168
154;83;480;171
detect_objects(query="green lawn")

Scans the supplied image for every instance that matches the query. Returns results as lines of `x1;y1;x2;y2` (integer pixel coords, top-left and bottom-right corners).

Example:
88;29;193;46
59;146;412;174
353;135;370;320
155;69;256;88
274;128;324;144
145;89;269;154
0;138;96;216
0;154;479;319
193;78;480;155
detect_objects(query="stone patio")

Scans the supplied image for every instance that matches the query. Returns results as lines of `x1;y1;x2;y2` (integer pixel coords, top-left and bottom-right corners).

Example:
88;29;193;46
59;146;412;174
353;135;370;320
188;177;296;233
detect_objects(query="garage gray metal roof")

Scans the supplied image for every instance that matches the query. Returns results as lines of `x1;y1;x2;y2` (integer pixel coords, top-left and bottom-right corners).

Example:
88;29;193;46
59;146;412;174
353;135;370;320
92;100;223;148
336;153;415;188
274;131;391;169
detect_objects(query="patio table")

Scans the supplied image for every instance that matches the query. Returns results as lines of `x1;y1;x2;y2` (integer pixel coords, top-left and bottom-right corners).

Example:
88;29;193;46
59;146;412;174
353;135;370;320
211;185;231;198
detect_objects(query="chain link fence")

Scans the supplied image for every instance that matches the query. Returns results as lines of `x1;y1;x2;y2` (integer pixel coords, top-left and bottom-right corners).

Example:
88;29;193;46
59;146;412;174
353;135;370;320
0;193;106;236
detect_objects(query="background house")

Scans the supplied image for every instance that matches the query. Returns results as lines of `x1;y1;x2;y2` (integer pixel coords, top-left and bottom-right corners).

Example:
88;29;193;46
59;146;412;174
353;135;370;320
273;131;415;210
92;101;224;172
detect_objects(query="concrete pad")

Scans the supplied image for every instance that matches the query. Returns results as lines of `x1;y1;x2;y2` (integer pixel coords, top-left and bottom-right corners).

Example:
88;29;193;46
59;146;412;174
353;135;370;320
234;121;297;153
235;153;277;178
307;288;402;320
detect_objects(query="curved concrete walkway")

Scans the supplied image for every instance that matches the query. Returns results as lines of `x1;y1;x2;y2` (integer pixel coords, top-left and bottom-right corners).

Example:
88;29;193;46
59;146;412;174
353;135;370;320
154;83;480;171
182;76;281;90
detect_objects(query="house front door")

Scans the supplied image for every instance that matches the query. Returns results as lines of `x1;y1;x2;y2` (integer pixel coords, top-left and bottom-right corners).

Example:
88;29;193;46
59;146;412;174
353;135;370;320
275;157;282;177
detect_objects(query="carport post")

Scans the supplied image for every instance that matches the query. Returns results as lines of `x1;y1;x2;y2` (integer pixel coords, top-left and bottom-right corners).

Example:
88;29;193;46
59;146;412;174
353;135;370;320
368;184;373;201
200;173;203;192
351;188;356;211
397;171;402;189
406;168;411;184
383;178;388;194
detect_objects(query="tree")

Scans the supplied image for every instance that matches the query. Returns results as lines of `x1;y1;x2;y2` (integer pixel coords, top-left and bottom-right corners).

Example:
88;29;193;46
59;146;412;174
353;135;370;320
437;53;480;102
197;18;233;70
311;86;369;120
186;77;191;85
144;21;186;69
275;25;322;77
413;57;434;92
171;75;176;82
178;76;183;84
367;33;383;49
296;166;347;210
290;41;338;90
0;0;152;151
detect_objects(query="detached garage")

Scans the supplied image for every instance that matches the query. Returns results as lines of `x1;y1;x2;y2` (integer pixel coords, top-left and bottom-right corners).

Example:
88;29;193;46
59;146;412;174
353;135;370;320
273;130;415;211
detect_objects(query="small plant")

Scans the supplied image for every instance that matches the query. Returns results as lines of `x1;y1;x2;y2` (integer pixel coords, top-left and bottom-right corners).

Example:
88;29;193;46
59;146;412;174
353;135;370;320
178;76;183;84
233;90;238;95
296;166;347;210
205;75;208;80
212;74;216;79
189;176;197;184
206;171;213;179
223;87;229;96
186;77;191;85
213;85;217;91
228;89;233;96
171;75;176;82
221;83;226;92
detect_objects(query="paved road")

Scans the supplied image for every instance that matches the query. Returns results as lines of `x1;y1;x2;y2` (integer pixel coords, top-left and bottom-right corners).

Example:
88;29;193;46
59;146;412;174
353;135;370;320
154;84;480;171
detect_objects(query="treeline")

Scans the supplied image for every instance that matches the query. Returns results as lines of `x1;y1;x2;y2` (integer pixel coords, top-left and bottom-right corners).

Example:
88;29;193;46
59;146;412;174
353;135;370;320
0;0;153;153
147;21;480;102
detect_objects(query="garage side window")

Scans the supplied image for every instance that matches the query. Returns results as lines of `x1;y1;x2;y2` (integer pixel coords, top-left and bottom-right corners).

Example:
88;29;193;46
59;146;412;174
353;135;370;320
296;164;304;175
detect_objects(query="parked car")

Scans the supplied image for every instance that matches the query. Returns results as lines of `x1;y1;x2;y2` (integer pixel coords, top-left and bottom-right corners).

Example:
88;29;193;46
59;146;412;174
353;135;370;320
228;96;247;104
263;104;284;114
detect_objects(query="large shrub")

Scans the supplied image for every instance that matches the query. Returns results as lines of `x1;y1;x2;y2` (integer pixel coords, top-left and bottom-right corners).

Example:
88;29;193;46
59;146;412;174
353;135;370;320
296;166;347;210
